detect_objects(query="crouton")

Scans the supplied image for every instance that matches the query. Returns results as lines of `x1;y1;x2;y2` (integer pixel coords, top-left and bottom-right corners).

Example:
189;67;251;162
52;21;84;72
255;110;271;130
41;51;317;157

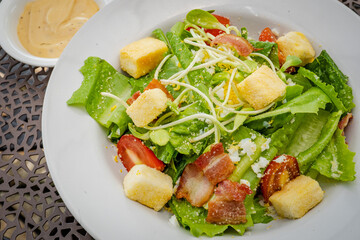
276;32;315;66
236;65;286;110
120;37;168;78
269;175;324;219
126;88;168;127
123;164;173;211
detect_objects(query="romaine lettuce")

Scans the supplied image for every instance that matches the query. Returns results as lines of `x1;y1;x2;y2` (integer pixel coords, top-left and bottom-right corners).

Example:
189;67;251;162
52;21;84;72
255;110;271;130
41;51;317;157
311;128;356;181
67;57;132;135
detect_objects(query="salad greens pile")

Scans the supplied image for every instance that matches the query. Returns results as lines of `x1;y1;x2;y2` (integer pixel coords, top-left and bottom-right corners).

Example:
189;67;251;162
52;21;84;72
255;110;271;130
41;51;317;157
67;9;356;237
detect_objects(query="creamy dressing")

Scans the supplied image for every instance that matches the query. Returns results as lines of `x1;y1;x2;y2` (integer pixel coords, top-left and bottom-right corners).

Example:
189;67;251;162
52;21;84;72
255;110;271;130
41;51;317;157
17;0;99;58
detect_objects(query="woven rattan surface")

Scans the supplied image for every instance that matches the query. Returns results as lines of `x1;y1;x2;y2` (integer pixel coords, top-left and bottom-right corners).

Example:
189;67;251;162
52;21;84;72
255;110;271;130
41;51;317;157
0;1;359;239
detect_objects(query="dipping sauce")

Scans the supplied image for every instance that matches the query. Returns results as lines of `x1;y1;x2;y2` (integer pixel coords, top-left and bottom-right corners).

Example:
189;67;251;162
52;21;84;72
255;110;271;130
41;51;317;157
17;0;99;58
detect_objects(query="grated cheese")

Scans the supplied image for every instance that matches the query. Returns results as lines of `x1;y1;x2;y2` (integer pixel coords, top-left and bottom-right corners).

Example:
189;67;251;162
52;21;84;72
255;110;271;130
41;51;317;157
238;138;257;157
251;157;270;178
261;138;271;152
227;145;241;163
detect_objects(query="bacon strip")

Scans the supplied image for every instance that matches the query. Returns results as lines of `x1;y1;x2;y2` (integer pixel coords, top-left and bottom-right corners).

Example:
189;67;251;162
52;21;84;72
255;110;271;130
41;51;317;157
214;179;252;202
210;34;254;57
194;143;235;185
206;180;252;225
145;79;174;101
338;113;353;132
126;91;141;105
175;163;214;207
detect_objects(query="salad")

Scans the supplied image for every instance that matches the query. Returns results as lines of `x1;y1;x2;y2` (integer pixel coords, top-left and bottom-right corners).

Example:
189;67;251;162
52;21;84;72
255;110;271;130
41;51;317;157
67;9;356;237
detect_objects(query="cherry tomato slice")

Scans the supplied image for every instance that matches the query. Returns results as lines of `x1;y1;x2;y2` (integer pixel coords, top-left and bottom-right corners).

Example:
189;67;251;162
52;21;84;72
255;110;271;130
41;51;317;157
117;135;165;172
260;154;300;202
259;27;277;42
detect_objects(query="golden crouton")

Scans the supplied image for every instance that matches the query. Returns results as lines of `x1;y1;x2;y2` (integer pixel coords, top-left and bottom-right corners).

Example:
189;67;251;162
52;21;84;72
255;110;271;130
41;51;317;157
124;164;173;211
120;37;168;78
236;65;286;110
276;32;315;66
269;175;324;219
126;88;168;127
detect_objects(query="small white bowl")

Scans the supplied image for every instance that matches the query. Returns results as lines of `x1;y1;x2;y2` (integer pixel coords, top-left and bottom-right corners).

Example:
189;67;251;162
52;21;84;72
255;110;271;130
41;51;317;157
0;0;111;67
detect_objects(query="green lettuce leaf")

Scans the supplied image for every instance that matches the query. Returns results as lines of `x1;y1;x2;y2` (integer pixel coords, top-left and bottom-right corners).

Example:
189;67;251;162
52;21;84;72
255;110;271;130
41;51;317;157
297;110;342;173
252;197;273;224
67;57;132;134
311;128;356;181
286;73;312;91
285;110;330;156
298;67;346;111
305;50;355;112
246;87;331;123
250;40;280;69
168;102;210;155
166;32;194;69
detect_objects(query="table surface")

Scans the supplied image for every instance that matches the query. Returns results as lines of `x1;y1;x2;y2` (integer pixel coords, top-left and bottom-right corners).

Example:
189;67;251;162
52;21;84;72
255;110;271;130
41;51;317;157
1;1;359;239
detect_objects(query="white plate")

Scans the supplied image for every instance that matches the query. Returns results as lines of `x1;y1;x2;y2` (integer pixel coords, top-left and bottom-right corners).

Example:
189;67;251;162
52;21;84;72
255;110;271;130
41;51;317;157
42;0;360;239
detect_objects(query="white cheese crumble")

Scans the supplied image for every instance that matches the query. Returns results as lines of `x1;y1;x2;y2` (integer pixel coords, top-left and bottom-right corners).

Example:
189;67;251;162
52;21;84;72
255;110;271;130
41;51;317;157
250;132;257;140
290;118;295;124
286;78;296;86
238;138;257;157
251;157;270;178
261;138;271;152
240;179;250;187
227;146;241;163
274;155;287;163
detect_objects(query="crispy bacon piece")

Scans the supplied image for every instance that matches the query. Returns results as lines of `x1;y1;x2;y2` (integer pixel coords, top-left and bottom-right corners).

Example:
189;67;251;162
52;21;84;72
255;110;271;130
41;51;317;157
214;179;252;201
338;113;353;134
176;163;214;207
206;180;252;225
210;34;254;57
126;91;141;105
126;79;174;105
144;79;174;101
261;155;300;202
194;143;235;185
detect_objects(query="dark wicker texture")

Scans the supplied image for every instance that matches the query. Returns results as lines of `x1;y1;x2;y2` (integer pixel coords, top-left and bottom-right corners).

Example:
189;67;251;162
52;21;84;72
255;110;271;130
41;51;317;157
0;1;358;239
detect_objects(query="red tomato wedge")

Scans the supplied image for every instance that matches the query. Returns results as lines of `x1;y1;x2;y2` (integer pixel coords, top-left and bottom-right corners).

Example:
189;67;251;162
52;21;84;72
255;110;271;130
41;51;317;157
204;14;230;37
117;135;165;172
260;154;300;202
258;27;292;68
186;14;230;38
259;27;277;42
210;34;254;57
